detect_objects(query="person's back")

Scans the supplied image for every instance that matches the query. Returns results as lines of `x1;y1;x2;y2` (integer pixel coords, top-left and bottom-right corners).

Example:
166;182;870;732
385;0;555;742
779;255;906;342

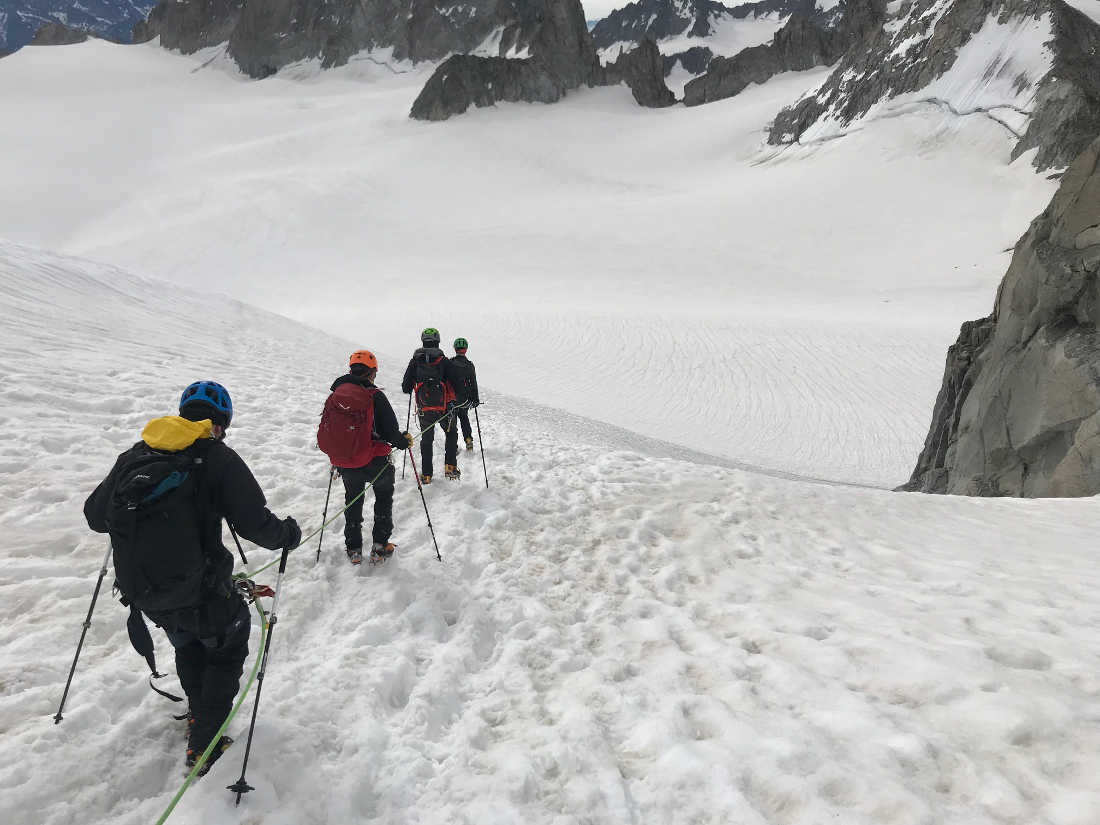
322;351;411;563
84;381;299;772
402;328;460;481
450;337;480;451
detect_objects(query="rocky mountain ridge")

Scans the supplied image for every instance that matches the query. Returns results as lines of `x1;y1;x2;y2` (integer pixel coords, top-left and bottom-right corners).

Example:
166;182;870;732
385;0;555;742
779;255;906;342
590;0;830;51
768;0;1100;171
682;0;884;106
0;0;153;54
905;132;1100;496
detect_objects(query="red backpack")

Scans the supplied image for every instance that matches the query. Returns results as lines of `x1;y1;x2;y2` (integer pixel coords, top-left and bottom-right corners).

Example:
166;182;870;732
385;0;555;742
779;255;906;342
414;352;454;414
317;384;391;468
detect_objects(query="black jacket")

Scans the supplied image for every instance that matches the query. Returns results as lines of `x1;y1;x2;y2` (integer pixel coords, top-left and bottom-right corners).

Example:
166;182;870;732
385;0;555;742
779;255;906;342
330;374;407;449
84;436;288;632
449;354;480;405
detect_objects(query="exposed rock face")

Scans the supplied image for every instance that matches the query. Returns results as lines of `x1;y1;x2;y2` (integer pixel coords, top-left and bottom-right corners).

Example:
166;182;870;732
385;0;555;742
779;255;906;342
664;44;715;76
1;0;154;53
769;0;1100;171
132;0;242;52
137;0;598;83
409;55;570;121
29;22;90;45
604;38;676;106
410;0;599;120
905;135;1100;496
1014;6;1100;170
591;0;736;49
590;0;827;50
683;0;884;107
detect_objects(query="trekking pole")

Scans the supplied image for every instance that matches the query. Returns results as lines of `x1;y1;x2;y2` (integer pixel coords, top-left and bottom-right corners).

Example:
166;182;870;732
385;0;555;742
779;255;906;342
401;395;412;479
227;522;249;567
474;406;489;490
406;449;442;562
227;537;294;805
54;541;113;724
316;465;336;563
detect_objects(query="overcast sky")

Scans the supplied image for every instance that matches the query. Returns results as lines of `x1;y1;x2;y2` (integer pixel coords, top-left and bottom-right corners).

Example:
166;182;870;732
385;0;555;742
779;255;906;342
582;0;624;21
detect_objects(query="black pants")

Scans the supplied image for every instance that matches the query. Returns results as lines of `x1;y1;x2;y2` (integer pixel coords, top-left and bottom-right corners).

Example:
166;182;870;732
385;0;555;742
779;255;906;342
418;409;458;477
338;455;395;549
166;597;250;754
456;408;473;442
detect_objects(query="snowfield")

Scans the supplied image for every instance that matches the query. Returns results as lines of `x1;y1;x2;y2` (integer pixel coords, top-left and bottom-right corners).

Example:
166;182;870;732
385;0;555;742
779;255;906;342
1;29;1098;825
2;241;1099;825
0;39;1058;487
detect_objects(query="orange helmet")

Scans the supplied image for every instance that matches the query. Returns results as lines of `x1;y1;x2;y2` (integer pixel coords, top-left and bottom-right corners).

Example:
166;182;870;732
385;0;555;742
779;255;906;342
349;350;378;369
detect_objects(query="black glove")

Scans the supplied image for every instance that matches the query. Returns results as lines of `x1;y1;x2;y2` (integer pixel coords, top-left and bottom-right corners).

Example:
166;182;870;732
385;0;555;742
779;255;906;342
446;401;456;414
281;517;301;550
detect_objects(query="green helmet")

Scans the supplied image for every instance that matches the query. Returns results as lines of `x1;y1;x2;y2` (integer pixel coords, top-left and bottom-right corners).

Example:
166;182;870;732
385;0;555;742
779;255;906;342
454;337;468;351
421;327;440;345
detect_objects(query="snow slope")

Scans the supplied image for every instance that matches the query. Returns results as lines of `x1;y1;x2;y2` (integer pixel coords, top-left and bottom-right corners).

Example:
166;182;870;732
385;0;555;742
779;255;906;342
0;40;1059;488
3;242;1100;825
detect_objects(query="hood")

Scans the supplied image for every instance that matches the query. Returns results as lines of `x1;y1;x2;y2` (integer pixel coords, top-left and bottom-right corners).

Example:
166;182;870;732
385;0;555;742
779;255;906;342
141;416;212;452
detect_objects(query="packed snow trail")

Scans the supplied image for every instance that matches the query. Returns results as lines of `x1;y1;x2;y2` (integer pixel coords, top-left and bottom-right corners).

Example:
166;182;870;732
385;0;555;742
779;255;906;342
2;243;1099;824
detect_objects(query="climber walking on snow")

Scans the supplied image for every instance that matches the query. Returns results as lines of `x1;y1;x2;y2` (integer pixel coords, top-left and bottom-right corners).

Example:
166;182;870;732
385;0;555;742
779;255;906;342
402;327;462;482
449;337;480;452
83;381;301;774
318;350;413;564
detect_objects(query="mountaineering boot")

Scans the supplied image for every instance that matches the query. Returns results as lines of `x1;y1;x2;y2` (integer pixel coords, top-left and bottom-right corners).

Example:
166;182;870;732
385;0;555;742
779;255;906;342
465;437;474;451
445;464;461;480
186;735;234;777
346;546;363;565
421;474;432;485
369;542;396;564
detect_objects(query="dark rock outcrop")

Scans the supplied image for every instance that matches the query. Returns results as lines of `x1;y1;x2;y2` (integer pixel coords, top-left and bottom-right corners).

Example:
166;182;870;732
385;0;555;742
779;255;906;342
410;0;599;120
591;0;735;49
590;0;826;50
904;134;1100;496
29;22;90;45
663;45;715;76
138;0;600;86
410;55;570;121
132;0;242;52
604;38;676;107
683;0;884;107
769;0;1100;171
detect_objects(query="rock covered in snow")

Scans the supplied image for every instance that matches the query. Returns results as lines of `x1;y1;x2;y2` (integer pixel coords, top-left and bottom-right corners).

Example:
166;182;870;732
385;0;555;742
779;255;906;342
410;0;599;120
682;0;884;106
590;0;829;51
905;134;1100;496
603;37;677;106
768;0;1100;171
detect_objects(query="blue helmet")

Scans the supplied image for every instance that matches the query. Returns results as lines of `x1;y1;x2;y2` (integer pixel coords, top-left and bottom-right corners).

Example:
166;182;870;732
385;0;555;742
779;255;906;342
179;381;233;425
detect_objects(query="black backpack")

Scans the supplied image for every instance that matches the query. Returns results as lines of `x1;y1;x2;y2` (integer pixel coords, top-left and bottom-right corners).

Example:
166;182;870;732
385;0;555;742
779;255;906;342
105;446;209;613
449;357;476;404
414;348;448;413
